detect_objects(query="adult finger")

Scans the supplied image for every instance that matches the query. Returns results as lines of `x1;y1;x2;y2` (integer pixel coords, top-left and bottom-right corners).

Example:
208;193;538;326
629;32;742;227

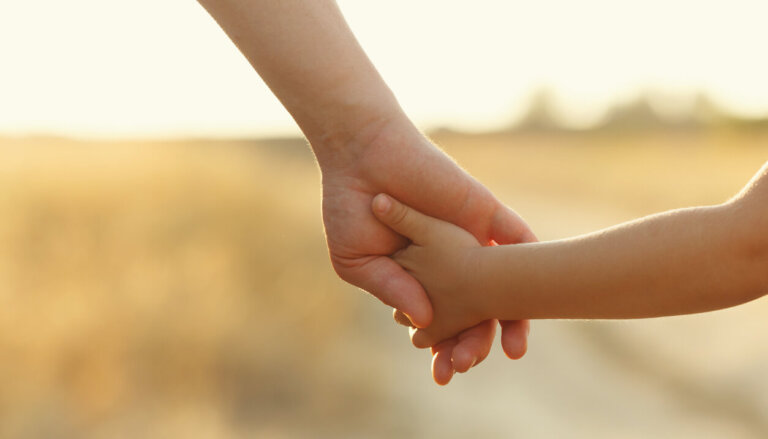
371;193;433;246
490;204;537;245
451;319;497;373
499;319;530;360
342;255;433;328
431;339;458;385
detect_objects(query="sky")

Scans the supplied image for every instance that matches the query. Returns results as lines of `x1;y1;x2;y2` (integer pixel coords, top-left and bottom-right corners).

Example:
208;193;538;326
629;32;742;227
1;0;767;138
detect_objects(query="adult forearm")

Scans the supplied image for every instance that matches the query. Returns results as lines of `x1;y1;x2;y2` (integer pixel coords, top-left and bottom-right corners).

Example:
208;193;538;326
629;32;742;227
198;0;404;160
480;201;767;320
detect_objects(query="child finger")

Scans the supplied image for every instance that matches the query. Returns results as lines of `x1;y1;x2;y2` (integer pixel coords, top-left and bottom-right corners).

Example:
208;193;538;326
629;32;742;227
393;309;415;327
410;327;436;349
371;193;433;245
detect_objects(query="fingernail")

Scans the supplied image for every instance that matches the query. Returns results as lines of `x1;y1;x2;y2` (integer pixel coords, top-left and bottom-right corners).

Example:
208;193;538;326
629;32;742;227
374;194;391;214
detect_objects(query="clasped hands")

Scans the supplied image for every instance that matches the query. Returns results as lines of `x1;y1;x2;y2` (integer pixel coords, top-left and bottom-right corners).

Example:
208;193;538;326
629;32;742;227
320;119;535;385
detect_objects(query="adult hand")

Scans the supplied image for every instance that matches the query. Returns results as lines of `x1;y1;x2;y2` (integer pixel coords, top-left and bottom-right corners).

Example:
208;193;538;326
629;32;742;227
319;115;536;384
198;0;536;384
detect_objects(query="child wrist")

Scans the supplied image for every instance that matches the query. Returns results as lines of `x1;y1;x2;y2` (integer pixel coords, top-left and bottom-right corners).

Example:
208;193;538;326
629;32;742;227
466;247;497;320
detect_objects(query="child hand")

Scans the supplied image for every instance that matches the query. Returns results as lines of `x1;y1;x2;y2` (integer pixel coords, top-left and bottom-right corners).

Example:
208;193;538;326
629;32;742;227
372;193;491;349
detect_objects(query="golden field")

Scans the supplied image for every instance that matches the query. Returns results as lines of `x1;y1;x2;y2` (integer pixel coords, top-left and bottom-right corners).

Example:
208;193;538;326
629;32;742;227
0;131;766;438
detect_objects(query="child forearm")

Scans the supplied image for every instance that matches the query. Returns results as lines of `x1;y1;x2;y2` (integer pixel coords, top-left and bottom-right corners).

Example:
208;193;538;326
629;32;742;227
478;199;768;320
371;164;768;346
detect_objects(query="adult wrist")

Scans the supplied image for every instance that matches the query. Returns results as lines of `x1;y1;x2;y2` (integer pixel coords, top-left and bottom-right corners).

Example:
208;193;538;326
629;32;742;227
310;107;415;172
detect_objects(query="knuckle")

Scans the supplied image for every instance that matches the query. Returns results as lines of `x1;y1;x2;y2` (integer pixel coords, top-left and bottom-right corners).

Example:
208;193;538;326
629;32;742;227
390;203;409;226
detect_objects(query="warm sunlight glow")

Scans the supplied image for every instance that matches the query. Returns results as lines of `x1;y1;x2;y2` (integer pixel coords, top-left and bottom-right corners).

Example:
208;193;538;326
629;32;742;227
2;0;767;138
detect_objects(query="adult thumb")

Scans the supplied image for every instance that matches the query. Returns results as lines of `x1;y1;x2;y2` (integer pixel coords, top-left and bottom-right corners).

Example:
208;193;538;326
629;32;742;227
371;194;431;245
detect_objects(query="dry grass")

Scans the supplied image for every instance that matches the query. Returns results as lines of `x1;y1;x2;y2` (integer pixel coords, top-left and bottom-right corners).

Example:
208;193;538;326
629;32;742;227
0;139;355;437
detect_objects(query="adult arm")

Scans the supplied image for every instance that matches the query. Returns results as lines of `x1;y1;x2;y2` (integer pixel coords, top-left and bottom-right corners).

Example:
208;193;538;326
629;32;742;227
197;0;399;164
196;0;537;383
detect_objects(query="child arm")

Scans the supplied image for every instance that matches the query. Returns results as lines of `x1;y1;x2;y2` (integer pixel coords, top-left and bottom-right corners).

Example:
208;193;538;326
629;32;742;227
480;200;766;320
373;162;768;347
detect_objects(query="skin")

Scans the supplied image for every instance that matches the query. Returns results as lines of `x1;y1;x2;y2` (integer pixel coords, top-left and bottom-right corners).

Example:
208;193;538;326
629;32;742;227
197;0;536;384
372;162;768;345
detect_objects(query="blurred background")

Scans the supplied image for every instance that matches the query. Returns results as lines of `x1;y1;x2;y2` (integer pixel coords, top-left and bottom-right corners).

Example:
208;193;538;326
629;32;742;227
1;1;768;438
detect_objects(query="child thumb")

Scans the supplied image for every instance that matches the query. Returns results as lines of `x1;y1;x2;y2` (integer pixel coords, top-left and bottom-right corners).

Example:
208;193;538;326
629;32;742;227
372;194;430;245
